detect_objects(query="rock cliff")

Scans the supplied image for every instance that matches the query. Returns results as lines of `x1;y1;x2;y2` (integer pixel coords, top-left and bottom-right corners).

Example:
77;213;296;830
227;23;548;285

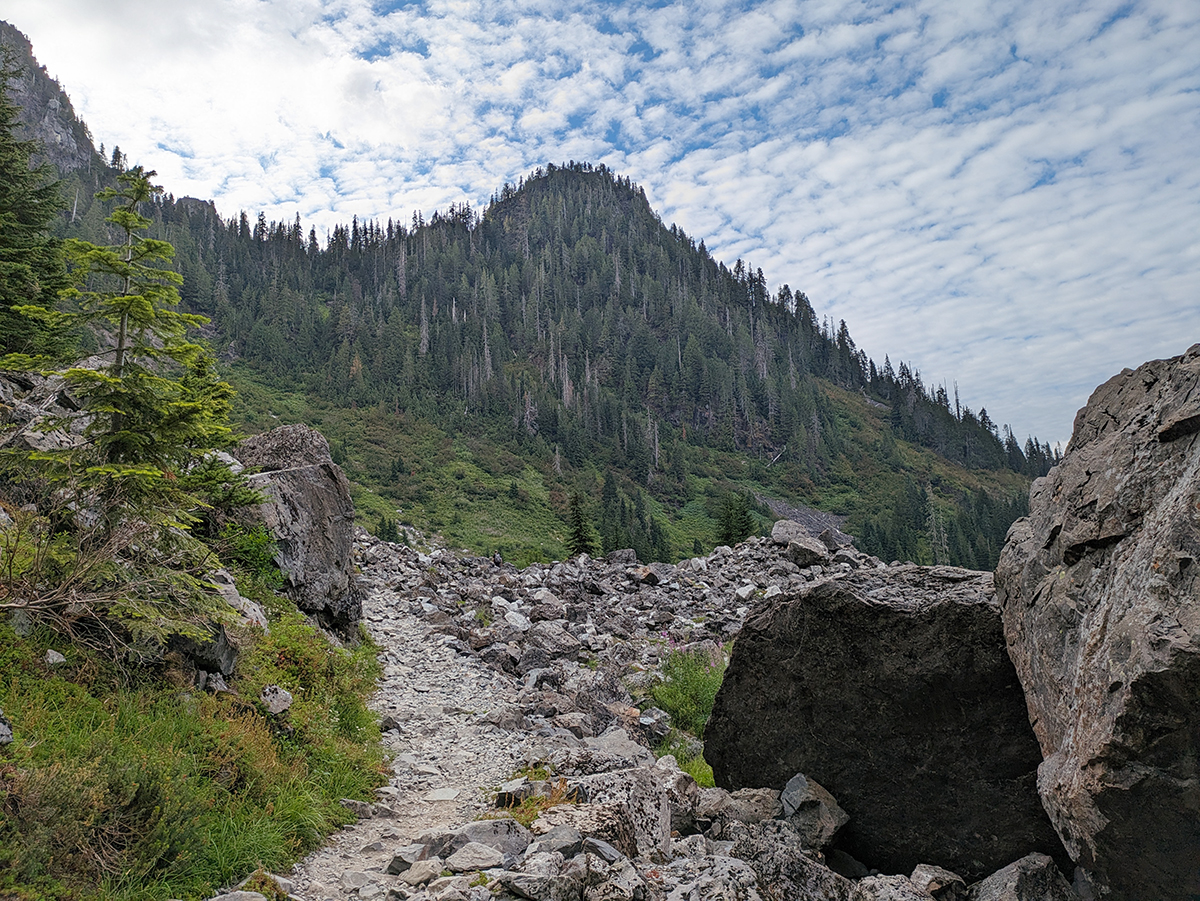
996;343;1200;900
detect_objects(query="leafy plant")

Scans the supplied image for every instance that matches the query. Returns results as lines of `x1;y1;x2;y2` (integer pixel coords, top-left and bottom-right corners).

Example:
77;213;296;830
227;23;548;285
650;645;729;737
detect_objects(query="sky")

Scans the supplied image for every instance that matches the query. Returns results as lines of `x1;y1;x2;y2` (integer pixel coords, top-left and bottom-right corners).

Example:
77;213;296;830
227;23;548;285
5;0;1198;448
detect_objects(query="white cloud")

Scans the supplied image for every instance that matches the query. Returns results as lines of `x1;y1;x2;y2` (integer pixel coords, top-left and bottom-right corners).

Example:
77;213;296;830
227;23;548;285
4;0;1197;447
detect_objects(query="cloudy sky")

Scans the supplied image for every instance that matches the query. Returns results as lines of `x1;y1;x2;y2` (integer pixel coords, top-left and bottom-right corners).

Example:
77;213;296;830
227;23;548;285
6;0;1198;447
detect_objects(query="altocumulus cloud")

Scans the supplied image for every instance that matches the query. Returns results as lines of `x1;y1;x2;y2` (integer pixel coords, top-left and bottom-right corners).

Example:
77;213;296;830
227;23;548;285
6;0;1198;445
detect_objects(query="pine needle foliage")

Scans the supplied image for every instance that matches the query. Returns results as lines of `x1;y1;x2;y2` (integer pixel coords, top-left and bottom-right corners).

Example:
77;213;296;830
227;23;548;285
0;53;71;359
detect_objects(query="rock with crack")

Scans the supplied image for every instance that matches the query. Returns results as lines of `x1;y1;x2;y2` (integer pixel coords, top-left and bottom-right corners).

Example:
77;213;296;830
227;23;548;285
233;424;361;637
996;343;1200;901
704;565;1065;880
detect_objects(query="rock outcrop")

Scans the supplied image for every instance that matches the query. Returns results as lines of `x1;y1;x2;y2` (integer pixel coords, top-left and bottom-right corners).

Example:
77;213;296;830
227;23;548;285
233;424;361;636
704;565;1066;880
996;344;1200;900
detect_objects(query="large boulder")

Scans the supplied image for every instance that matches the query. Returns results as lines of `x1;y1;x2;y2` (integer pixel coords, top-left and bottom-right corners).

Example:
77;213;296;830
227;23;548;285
233;425;361;635
996;344;1200;901
705;565;1065;879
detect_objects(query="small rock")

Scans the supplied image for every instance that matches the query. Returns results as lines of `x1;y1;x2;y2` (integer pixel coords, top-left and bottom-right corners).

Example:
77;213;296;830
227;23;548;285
910;863;966;900
780;772;849;849
44;649;66;666
340;798;374;818
259;684;293;715
0;708;12;745
968;853;1077;901
401;857;444;886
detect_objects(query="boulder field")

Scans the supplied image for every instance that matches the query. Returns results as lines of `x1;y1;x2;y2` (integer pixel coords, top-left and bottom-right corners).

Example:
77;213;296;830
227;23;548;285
203;345;1200;901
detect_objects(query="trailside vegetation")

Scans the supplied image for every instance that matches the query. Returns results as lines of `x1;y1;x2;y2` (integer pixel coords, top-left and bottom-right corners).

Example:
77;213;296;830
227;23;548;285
0;84;385;896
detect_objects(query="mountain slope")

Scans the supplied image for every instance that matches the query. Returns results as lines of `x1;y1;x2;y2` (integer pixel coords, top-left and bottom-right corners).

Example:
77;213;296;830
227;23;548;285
137;162;1045;566
0;24;1054;566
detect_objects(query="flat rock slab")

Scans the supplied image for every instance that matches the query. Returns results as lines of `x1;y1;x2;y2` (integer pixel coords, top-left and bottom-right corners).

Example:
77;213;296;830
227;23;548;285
997;343;1200;901
705;565;1065;880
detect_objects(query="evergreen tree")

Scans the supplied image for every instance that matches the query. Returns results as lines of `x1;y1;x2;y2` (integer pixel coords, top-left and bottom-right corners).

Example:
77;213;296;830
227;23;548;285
0;54;70;358
566;490;598;558
717;492;755;546
58;166;233;475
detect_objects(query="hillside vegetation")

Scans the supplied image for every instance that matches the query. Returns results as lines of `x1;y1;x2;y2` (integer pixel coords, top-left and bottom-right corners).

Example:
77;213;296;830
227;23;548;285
4;17;1057;571
112;163;1047;567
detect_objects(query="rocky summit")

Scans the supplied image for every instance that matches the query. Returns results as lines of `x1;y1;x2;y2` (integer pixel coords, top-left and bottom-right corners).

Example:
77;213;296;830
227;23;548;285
997;343;1200;901
211;518;1092;901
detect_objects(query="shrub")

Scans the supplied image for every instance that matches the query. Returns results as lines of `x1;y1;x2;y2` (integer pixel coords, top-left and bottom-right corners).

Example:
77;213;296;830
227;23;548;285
650;645;728;736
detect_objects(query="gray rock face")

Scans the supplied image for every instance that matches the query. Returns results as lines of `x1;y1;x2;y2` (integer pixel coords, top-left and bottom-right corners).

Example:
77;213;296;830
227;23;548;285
996;344;1200;901
704;565;1065;879
233;425;361;635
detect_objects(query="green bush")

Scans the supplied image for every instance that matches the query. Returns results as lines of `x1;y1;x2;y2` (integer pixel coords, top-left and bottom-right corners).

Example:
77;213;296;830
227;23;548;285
650;645;728;736
218;523;283;590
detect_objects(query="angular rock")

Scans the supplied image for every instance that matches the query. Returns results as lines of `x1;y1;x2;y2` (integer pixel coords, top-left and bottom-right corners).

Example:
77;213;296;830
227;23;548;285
698;787;782;829
770;519;813;546
387;842;429;874
996;344;1200;901
780;772;849;849
423;818;533;858
234;424;361;636
911;864;967;901
579;767;671;860
259;684;293;715
501;869;584;901
527;825;582;858
400;857;444;886
446;840;505;871
704;565;1064;879
786;533;831;568
533;803;638;859
967;853;1077;901
852;875;937;900
529;621;583;658
0;708;11;745
724;819;854;901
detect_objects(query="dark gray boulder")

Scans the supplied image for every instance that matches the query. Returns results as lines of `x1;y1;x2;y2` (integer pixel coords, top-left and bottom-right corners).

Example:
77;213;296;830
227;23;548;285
705;565;1065;880
233;424;361;636
996;344;1200;901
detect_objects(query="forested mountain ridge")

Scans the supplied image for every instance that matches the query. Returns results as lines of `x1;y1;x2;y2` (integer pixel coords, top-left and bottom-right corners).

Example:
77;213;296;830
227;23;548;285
2;20;1057;568
141;163;1052;567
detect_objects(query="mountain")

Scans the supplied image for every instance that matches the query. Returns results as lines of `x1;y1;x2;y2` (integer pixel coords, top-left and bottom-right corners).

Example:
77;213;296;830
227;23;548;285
1;23;1055;568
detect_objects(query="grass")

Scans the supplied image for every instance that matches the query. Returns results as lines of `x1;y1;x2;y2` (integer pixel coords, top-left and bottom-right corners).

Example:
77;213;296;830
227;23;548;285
658;738;716;788
644;645;730;789
0;605;386;901
484;777;578;829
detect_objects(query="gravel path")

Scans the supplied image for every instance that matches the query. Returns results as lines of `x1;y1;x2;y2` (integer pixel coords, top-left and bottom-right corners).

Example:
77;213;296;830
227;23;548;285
288;567;532;900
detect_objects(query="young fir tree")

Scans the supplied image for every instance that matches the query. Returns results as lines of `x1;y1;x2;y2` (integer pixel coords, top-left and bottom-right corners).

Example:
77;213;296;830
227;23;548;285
58;166;234;479
1;167;243;652
0;54;71;359
566;490;598;558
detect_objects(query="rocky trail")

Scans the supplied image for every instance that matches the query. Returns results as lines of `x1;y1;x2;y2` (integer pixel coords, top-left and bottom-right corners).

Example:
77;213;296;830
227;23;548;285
288;559;535;900
213;518;1085;901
